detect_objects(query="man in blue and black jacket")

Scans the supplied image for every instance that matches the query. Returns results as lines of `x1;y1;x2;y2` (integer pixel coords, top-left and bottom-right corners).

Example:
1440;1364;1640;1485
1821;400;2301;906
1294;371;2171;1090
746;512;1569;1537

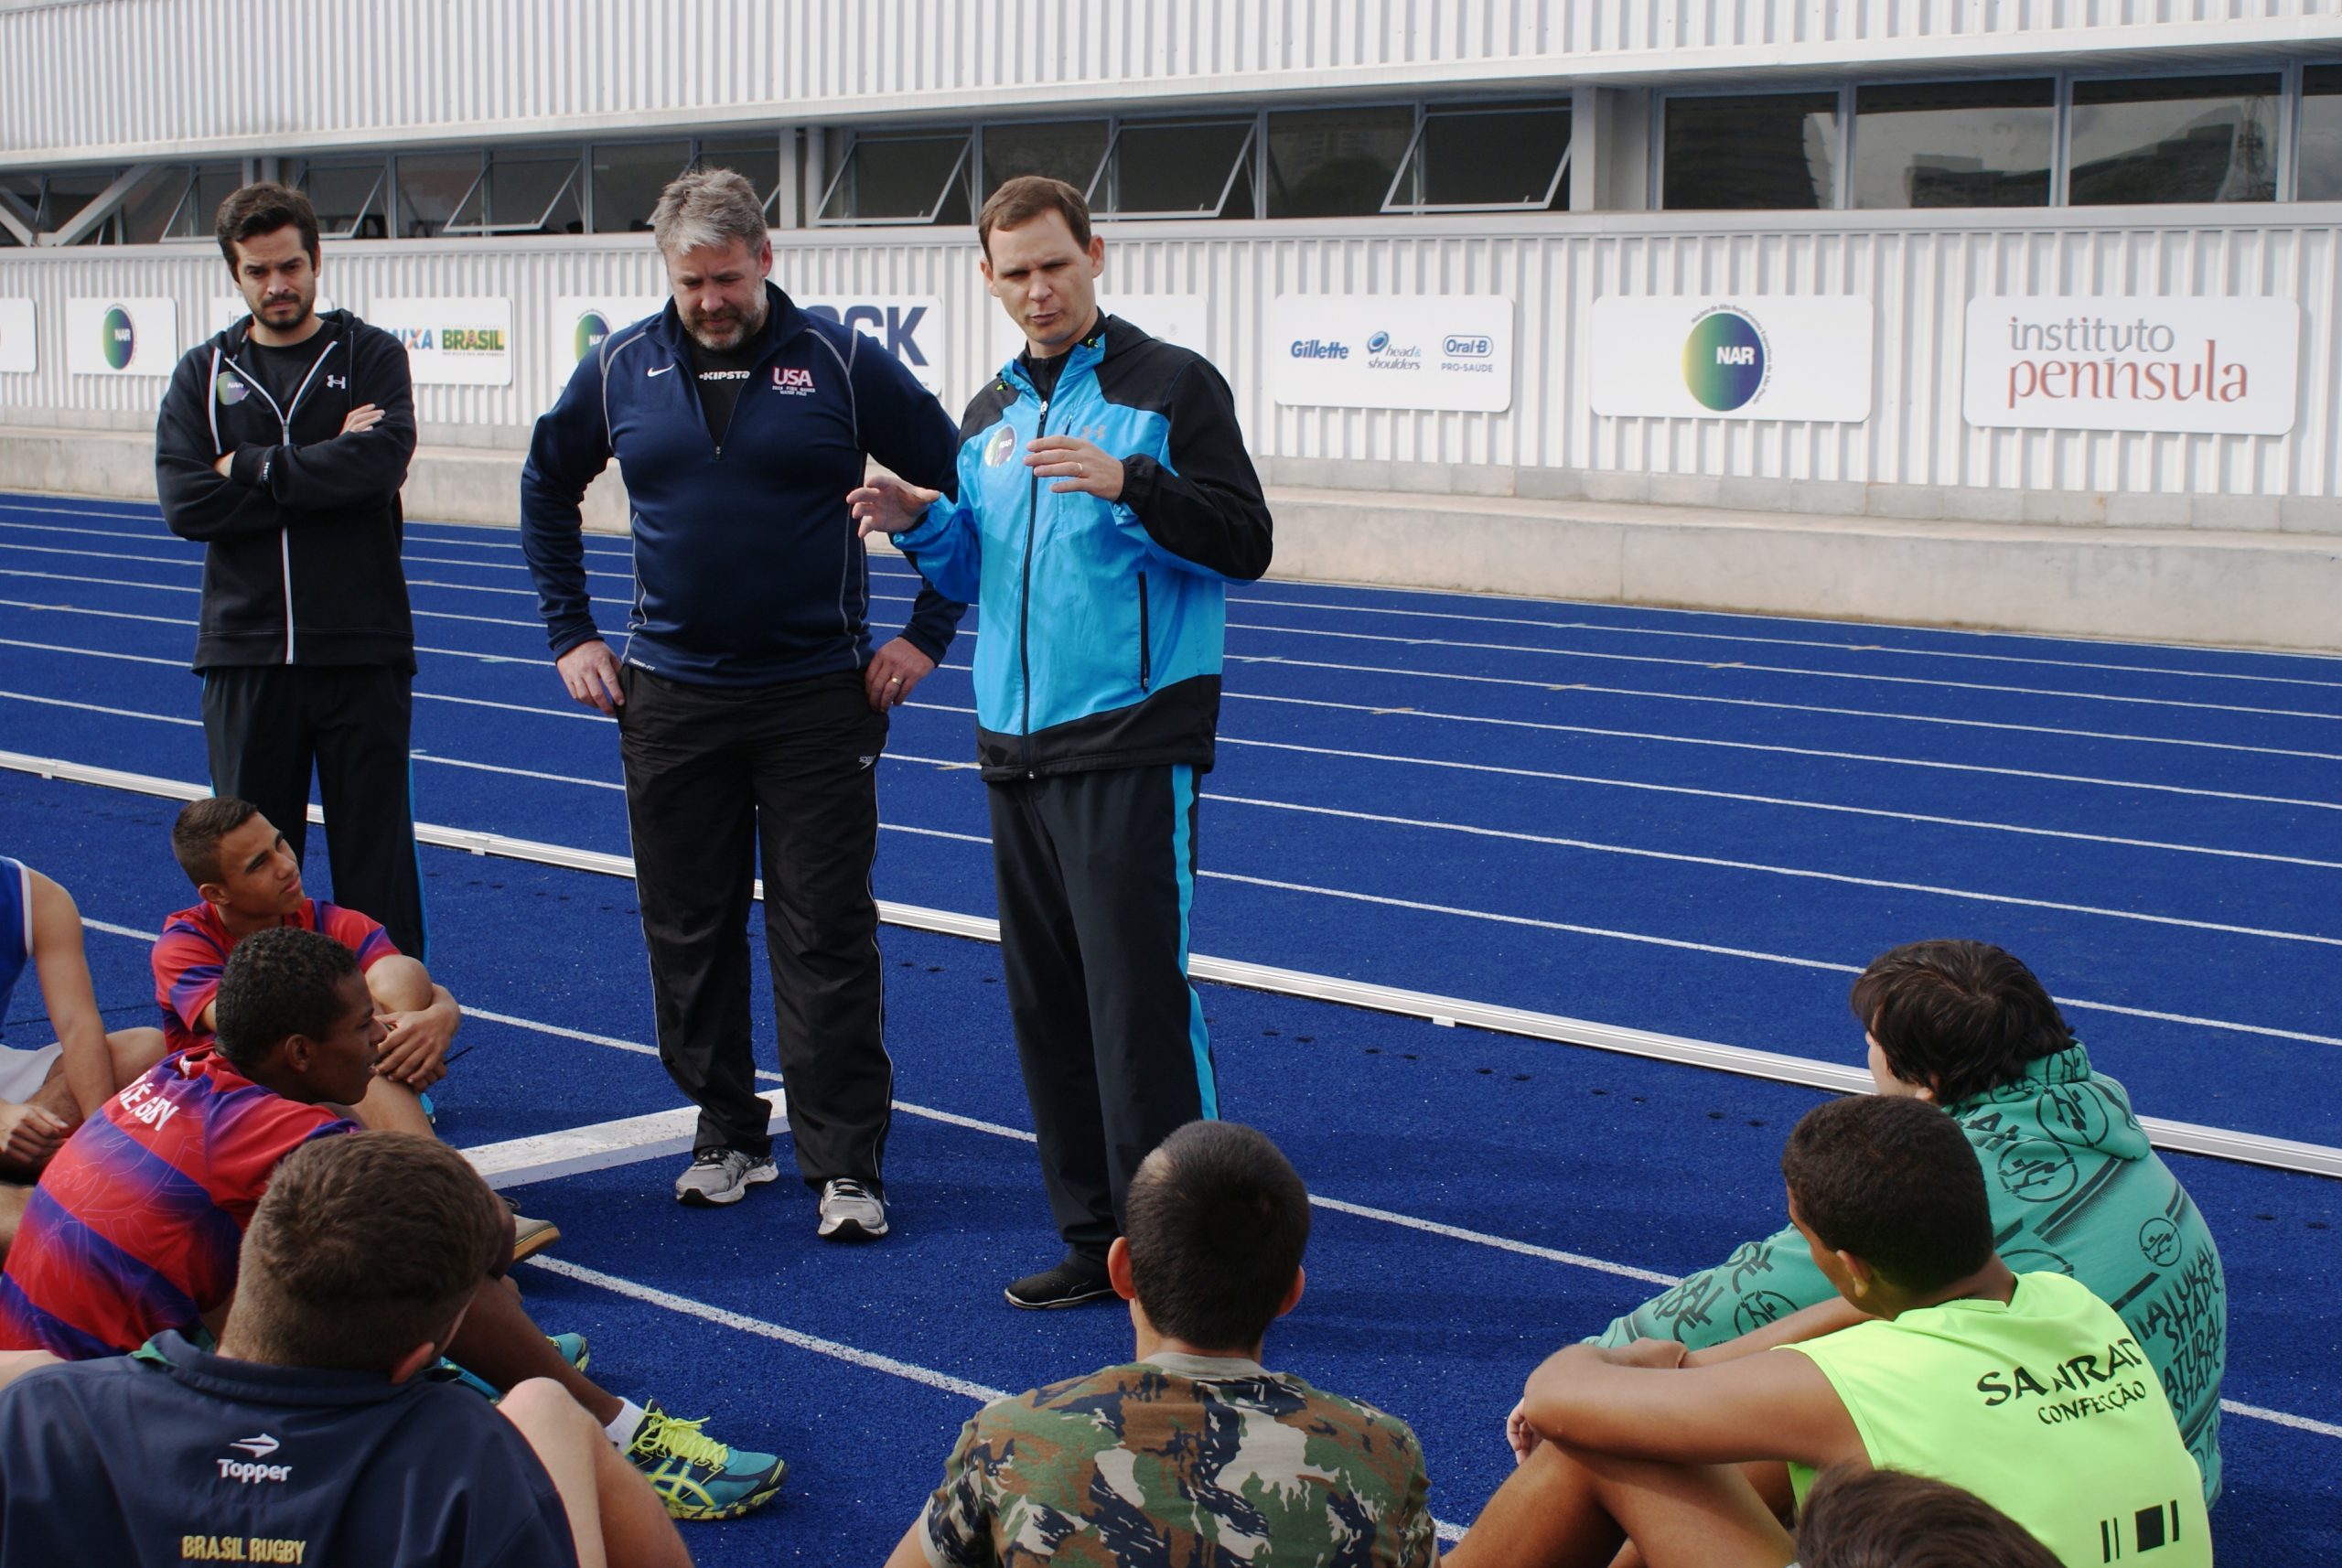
854;176;1272;1309
522;168;965;1240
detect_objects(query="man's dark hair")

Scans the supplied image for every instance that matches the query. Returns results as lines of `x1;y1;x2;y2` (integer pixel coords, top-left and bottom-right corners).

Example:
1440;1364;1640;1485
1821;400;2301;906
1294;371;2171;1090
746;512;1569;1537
1850;940;2073;1106
1125;1121;1310;1350
215;180;321;272
171;796;262;887
978;175;1092;258
213;927;360;1069
1797;1466;2061;1568
1781;1094;1992;1294
231;1132;508;1372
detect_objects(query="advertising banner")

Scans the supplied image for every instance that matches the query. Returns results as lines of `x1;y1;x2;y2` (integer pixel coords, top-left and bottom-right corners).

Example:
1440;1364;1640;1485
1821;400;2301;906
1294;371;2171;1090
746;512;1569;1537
1962;296;2300;436
551;295;668;368
367;297;515;386
987;295;1211;374
0;299;33;373
800;296;945;394
209;295;339;337
1588;296;1874;422
65;296;179;377
1268;295;1514;413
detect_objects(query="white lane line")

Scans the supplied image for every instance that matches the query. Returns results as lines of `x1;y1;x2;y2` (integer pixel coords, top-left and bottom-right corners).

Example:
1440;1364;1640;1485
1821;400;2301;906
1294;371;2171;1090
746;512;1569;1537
0;511;631;567
1225;696;2342;814
2218;1401;2342;1439
1308;1197;1676;1285
0;689;204;725
524;1257;1015;1404
1225;620;2342;723
1230;655;2342;764
0;599;539;664
27;751;2342;1061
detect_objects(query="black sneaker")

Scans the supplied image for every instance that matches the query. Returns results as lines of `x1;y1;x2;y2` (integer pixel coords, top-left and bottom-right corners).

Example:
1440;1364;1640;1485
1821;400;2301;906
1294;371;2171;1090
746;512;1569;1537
1004;1253;1116;1310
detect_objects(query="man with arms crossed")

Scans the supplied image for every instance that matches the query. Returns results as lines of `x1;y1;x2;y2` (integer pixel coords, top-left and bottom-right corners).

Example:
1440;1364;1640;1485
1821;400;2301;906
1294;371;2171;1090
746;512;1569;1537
155;182;427;959
524;167;965;1237
0;1133;688;1568
0;928;787;1520
1448;1094;2209;1568
0;856;167;1251
854;177;1273;1307
886;1120;1434;1567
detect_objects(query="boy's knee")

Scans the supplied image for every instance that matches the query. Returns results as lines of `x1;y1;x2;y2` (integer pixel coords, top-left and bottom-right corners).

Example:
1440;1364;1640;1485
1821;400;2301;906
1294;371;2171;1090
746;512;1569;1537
499;1378;597;1442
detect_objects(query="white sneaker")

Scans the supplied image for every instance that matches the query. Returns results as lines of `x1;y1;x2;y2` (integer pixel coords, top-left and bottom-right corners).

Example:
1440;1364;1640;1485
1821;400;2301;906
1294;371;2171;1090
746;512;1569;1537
816;1177;888;1240
674;1147;779;1207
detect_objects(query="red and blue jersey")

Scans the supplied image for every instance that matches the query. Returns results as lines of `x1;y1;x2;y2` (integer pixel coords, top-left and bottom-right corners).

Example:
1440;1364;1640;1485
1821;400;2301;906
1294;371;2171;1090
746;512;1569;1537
0;1048;352;1359
152;897;395;1054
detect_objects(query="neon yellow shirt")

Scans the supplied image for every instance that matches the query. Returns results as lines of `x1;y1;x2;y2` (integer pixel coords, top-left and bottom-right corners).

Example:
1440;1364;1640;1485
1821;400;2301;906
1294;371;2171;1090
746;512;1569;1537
1785;1272;2210;1567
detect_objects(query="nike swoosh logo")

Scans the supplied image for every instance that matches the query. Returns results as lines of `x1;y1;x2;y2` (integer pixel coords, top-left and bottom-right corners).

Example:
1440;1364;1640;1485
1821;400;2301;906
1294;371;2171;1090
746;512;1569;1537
647;363;675;377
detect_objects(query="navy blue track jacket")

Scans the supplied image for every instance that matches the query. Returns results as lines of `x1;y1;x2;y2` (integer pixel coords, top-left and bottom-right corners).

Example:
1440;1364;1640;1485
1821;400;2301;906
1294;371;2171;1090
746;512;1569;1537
521;285;966;687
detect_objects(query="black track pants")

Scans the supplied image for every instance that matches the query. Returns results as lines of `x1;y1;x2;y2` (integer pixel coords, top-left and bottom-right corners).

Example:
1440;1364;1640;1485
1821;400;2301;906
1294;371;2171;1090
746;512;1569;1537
200;664;427;960
987;763;1216;1261
618;664;893;1188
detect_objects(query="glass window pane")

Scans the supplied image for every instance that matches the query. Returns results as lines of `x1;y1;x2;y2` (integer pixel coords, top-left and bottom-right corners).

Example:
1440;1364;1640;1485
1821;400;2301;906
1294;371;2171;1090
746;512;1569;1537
295;161;389;239
1851;80;2053;209
1265;105;1413;218
593;141;690;233
981;121;1109;203
1101;120;1252;216
395;153;480;237
1663;92;1840;209
0;172;34;244
2301;66;2342;202
2068;74;2280;205
819;134;969;222
479;151;582;232
1408;104;1570;209
40;168;120;238
119;166;193;243
693;135;780;209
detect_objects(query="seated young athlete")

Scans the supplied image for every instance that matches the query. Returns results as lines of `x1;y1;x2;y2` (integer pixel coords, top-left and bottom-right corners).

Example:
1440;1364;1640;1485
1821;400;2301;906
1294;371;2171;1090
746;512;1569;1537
0;855;167;1251
1794;1467;2062;1568
158;797;556;1259
885;1120;1436;1568
0;927;789;1522
0;1131;689;1568
1448;1094;2210;1568
1577;940;2226;1499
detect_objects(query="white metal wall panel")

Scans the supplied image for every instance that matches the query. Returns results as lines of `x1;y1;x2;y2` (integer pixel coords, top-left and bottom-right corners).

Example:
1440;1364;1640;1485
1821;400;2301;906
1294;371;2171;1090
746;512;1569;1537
5;1;2337;162
3;209;2337;504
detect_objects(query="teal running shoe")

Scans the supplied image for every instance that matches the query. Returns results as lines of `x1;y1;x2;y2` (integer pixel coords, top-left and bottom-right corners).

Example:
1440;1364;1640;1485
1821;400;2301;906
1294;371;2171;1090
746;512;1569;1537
624;1404;789;1520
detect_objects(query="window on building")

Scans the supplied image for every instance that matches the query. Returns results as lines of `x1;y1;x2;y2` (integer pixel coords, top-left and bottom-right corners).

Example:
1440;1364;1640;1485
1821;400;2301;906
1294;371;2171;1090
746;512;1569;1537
393;153;483;237
816;132;972;224
2068;74;2280;204
446;148;584;234
291;158;390;239
1385;102;1571;212
2300;66;2342;202
980;121;1110;205
692;134;781;216
153;163;247;242
1851;80;2054;208
1092;118;1255;219
591;141;691;233
117;165;194;243
40;166;127;242
1266;105;1414;218
1664;91;1841;209
0;170;35;244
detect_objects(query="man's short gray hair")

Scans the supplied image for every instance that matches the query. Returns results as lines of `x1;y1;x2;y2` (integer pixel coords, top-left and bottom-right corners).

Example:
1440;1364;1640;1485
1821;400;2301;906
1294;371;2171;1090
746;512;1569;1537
650;166;768;257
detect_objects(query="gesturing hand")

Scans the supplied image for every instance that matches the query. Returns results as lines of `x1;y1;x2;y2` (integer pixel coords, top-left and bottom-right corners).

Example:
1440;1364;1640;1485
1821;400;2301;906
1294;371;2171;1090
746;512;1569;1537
849;475;942;539
1025;435;1123;501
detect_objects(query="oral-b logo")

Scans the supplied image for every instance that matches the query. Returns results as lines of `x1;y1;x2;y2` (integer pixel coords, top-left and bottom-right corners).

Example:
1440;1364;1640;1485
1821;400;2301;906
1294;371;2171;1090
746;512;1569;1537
1442;336;1493;358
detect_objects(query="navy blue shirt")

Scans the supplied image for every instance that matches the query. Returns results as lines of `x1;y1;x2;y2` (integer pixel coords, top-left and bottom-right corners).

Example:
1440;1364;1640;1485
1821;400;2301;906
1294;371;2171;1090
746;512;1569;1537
521;285;968;688
0;1332;577;1567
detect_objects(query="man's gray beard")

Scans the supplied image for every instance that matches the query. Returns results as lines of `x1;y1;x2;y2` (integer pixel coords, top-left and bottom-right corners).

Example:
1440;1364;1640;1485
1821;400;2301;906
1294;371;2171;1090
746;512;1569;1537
689;298;767;353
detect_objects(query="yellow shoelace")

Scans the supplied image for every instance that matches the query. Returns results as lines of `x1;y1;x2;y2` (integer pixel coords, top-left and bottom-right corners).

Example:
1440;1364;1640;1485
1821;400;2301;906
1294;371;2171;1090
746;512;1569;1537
638;1412;731;1469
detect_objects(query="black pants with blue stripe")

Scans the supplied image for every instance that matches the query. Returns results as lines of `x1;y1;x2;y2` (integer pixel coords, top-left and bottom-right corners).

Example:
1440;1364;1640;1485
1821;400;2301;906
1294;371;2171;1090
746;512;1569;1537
201;663;427;961
988;763;1217;1262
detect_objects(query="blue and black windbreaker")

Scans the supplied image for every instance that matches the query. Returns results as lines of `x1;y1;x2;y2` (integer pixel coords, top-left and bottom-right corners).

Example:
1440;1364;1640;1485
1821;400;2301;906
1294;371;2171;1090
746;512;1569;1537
892;316;1272;780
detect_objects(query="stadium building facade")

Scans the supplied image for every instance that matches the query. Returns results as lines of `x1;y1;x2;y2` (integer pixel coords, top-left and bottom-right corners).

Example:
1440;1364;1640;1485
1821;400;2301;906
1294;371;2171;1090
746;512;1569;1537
2;0;2338;646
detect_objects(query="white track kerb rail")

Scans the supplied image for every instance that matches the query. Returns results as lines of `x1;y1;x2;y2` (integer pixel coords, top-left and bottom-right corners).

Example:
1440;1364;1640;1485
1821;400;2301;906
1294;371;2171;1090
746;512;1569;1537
7;747;2337;1182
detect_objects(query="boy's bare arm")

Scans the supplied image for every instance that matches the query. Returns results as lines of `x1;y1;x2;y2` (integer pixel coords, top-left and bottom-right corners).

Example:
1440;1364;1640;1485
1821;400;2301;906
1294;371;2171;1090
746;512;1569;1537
1519;1340;1866;1473
27;872;115;1122
1682;1297;1874;1367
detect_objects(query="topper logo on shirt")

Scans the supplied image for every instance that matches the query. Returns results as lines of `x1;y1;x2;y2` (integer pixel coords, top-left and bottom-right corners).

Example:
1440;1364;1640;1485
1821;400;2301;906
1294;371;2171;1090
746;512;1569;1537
771;365;816;396
218;1433;292;1484
114;1079;178;1131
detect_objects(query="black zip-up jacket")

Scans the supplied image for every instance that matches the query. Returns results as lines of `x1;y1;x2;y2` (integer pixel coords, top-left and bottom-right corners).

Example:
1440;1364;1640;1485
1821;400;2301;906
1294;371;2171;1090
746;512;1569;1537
155;309;418;671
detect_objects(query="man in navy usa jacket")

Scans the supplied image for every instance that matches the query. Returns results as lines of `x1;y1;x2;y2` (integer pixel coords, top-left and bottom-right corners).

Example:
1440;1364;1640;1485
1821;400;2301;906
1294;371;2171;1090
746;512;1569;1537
853;176;1273;1308
521;169;965;1239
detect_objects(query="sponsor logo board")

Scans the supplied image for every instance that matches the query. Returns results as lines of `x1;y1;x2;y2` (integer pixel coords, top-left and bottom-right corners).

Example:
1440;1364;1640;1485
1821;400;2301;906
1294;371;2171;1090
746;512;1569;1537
801;296;946;393
0;298;33;373
551;295;667;369
1267;295;1514;413
367;296;515;385
1589;295;1873;422
65;296;178;377
1962;295;2300;435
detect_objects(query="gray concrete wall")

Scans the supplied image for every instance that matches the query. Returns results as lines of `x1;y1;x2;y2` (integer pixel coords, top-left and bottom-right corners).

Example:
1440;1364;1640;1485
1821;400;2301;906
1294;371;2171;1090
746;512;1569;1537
6;427;2334;652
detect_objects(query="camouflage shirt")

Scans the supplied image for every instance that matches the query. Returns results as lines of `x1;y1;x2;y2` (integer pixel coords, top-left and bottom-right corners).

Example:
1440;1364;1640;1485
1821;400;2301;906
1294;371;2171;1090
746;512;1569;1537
919;1352;1436;1568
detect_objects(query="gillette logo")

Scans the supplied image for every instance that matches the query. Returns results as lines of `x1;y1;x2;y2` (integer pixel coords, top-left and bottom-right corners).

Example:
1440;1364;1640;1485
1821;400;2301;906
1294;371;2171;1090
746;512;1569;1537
1289;338;1349;360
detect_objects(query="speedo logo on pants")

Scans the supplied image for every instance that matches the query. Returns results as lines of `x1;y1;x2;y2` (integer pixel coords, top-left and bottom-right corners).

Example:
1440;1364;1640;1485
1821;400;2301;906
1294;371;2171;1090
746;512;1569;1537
218;1433;291;1484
